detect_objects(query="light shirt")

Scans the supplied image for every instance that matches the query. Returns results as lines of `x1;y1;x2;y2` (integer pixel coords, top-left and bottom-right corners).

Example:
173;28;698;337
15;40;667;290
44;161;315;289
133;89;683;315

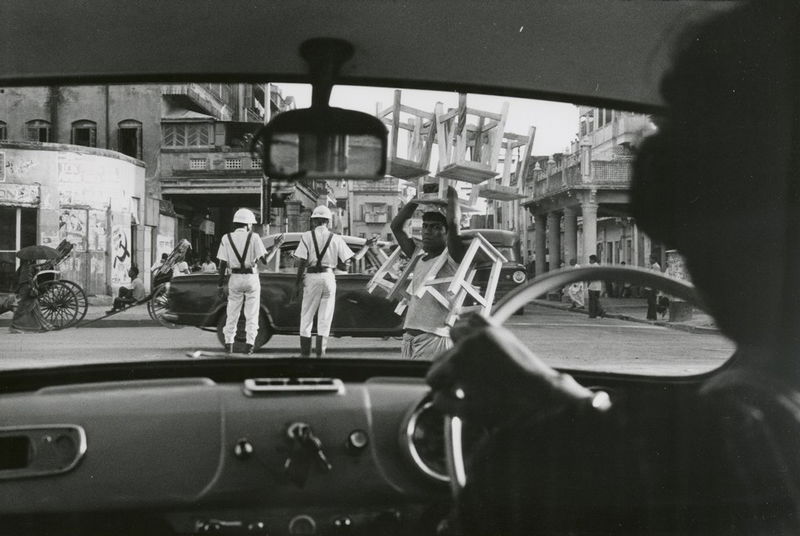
172;261;190;277
216;228;268;273
403;249;458;338
201;261;217;273
293;227;354;268
131;277;146;301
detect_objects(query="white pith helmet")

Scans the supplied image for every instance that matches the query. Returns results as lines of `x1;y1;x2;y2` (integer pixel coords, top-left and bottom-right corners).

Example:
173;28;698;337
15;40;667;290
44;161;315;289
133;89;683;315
311;205;332;220
233;208;257;225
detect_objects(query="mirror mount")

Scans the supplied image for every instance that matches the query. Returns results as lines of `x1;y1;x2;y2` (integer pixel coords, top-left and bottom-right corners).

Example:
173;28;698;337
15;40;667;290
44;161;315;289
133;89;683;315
254;37;387;185
299;38;355;109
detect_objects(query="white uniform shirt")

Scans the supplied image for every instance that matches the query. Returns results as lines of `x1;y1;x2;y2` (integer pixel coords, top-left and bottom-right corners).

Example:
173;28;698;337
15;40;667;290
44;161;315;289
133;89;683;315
216;228;267;273
293;227;354;268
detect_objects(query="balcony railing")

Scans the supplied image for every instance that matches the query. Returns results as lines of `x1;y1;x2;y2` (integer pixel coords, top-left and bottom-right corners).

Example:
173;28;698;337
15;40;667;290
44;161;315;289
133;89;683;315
528;160;632;199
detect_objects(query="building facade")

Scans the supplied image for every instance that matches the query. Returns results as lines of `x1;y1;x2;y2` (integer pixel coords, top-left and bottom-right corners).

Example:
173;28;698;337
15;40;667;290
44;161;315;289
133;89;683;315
521;107;663;274
0;142;147;295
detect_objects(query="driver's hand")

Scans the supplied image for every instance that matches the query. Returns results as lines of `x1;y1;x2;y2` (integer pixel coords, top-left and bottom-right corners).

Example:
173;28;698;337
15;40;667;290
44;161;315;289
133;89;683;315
427;318;596;430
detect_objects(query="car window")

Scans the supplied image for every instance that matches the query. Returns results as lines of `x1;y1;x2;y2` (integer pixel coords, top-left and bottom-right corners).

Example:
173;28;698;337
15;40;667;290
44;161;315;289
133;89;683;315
0;83;736;376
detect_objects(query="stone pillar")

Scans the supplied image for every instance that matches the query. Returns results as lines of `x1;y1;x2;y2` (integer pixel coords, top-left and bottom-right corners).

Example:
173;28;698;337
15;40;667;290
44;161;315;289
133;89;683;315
581;202;598;264
286;200;302;232
534;213;547;277
547;212;561;270
563;206;578;265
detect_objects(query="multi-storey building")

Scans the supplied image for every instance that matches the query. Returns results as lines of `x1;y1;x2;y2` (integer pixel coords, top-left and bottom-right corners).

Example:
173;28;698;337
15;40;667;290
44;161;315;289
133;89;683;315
521;106;662;274
0;83;305;295
346;178;401;242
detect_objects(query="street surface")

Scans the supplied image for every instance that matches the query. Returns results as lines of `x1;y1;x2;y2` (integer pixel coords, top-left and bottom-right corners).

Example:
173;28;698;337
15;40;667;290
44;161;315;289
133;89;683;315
0;302;735;376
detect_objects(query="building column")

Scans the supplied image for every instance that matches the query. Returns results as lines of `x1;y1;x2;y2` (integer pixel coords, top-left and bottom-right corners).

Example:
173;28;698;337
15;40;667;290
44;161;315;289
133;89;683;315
534;213;547;277
547;212;561;270
563;206;578;265
581;201;598;264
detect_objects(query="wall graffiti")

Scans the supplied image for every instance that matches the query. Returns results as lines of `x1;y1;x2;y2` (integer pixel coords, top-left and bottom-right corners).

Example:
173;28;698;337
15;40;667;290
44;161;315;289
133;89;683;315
111;224;131;286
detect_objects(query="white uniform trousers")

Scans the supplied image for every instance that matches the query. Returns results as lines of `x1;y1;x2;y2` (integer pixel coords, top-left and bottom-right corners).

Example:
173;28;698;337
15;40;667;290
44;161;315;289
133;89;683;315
300;272;336;338
223;273;261;345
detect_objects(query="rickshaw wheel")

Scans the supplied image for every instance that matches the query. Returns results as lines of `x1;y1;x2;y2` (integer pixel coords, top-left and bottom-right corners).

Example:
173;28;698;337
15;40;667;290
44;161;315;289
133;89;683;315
148;283;183;329
58;280;88;325
37;280;80;330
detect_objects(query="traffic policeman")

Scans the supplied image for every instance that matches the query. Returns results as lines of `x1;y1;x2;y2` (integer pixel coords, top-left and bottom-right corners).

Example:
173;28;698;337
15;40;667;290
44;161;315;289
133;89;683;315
216;208;268;354
293;205;354;357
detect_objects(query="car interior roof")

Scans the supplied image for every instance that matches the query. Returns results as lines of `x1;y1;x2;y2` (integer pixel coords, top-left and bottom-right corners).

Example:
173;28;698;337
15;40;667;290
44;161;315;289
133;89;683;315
2;1;738;110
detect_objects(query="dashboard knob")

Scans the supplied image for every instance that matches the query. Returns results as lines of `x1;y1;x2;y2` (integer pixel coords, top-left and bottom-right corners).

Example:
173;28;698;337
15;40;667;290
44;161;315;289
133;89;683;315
331;516;353;533
288;515;316;535
346;430;369;453
234;439;254;460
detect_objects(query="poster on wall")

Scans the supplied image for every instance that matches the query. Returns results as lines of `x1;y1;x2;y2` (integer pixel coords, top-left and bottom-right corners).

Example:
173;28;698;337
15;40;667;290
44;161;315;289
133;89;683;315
59;209;87;252
88;210;108;252
157;214;176;261
666;250;691;283
111;224;132;286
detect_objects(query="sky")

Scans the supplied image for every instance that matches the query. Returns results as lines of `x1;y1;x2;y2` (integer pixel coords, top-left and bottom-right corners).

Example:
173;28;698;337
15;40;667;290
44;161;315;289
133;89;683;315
273;84;580;157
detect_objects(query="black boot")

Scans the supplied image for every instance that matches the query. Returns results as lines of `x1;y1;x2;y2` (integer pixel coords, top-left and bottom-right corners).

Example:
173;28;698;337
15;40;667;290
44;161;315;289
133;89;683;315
245;344;254;355
315;336;328;358
300;336;312;357
226;343;234;355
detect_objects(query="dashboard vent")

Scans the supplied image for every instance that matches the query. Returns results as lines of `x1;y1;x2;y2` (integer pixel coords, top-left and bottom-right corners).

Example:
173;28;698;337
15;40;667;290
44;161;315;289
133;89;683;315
243;378;345;396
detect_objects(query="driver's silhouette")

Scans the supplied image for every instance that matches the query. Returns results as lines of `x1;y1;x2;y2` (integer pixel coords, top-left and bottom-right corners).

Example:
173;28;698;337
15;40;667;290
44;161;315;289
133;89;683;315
428;1;800;534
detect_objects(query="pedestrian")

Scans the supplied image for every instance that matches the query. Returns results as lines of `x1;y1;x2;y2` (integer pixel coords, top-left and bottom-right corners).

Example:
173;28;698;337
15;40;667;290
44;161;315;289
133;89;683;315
216;208;269;354
391;186;466;360
567;258;584;309
293;205;354;357
10;259;53;332
201;253;217;273
620;261;632;298
107;266;146;313
646;254;661;320
172;257;190;277
587;254;605;318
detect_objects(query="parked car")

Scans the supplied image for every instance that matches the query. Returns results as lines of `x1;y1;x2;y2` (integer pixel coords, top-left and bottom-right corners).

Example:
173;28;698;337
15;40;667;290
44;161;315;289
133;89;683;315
163;233;404;349
461;229;526;300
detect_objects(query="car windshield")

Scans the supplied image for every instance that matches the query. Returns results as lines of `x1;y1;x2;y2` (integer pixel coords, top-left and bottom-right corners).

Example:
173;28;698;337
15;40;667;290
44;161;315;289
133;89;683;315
0;83;736;374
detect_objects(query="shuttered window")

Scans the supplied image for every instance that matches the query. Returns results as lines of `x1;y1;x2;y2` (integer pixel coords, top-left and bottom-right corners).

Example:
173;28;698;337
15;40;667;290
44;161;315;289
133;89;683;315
162;123;213;148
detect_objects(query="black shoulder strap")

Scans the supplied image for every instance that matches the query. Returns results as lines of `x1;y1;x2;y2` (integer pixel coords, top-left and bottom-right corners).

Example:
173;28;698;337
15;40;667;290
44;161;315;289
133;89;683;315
311;230;334;269
227;232;253;269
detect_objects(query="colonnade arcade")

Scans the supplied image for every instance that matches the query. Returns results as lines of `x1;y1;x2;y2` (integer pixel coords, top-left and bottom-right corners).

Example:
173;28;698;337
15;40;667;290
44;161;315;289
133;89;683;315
525;189;653;276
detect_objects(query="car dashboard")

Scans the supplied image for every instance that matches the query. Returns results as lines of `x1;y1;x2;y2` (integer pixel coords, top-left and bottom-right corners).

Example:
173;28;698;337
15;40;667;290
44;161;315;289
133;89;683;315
0;360;453;536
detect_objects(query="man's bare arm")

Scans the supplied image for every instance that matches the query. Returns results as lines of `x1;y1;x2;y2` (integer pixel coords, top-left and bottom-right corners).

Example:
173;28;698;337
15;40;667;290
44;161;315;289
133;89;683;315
446;186;466;262
390;200;419;257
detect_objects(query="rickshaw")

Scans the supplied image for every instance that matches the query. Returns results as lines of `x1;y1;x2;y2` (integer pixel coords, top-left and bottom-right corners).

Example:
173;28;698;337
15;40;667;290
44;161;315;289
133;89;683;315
31;240;89;330
145;239;191;328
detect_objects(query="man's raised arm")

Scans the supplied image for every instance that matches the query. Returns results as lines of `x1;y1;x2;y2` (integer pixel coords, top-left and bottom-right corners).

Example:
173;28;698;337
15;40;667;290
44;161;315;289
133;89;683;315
446;186;466;262
390;199;419;258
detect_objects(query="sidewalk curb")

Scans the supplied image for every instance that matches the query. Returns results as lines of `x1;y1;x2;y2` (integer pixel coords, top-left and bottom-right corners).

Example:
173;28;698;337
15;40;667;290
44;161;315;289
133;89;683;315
530;299;720;335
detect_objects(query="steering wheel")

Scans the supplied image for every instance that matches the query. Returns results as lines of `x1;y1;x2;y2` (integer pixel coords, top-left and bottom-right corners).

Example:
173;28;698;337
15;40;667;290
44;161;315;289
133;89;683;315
442;265;702;501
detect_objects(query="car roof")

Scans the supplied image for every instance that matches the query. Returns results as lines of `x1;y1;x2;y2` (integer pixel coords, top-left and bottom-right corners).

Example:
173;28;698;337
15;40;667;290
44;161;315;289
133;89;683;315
1;1;738;109
461;229;518;247
262;232;391;249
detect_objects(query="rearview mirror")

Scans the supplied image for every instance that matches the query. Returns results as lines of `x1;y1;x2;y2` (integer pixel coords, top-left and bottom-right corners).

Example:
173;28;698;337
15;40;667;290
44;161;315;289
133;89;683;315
258;107;387;181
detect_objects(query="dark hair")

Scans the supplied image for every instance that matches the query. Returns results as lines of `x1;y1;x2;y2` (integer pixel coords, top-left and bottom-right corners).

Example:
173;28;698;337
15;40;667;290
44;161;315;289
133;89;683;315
422;212;447;226
589;255;598;263
129;266;139;277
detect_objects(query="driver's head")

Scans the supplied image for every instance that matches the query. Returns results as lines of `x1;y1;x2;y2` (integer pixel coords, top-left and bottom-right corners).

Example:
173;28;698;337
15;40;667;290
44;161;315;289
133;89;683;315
421;211;448;253
632;1;797;351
